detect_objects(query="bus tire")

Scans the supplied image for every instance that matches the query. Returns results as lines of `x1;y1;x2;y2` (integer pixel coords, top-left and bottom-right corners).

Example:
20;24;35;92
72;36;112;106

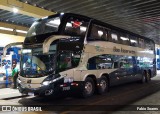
146;71;151;82
141;72;146;83
98;76;109;94
81;77;95;98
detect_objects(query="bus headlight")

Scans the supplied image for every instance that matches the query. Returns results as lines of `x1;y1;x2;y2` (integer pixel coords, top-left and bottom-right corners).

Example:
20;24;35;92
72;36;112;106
42;81;51;86
42;75;55;86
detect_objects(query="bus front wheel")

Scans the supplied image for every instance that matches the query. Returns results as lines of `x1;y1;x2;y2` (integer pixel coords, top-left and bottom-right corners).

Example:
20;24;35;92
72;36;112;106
81;77;95;98
98;76;109;94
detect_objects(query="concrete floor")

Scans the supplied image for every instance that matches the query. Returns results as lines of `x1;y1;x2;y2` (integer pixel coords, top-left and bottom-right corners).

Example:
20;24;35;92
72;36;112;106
0;71;160;114
111;91;160;114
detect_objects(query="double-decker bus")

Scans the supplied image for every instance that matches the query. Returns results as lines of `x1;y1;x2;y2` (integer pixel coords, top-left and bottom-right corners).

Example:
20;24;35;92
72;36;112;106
13;13;156;97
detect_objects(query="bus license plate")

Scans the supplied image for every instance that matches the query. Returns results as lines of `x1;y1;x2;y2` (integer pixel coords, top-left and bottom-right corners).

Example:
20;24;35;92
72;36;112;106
28;92;34;96
63;86;70;91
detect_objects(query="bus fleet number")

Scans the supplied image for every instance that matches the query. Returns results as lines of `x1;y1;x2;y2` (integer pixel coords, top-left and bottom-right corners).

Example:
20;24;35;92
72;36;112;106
63;86;70;91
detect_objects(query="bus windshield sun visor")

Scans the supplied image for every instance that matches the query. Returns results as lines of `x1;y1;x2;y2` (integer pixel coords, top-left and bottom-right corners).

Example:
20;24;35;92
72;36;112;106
43;35;71;54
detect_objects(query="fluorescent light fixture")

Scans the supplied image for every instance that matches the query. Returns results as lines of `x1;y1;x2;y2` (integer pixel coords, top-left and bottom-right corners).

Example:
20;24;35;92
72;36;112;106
17;30;27;34
0;27;13;31
0;27;27;34
120;36;129;41
13;8;19;13
80;26;86;32
98;30;103;36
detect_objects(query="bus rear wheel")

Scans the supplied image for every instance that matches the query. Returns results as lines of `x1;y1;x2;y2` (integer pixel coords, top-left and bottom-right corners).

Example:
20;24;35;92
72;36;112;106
81;77;95;98
141;71;151;83
141;72;146;83
146;71;151;82
98;76;109;94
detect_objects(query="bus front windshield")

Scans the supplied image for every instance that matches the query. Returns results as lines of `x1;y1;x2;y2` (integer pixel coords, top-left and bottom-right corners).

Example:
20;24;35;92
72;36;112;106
20;45;57;77
26;16;61;37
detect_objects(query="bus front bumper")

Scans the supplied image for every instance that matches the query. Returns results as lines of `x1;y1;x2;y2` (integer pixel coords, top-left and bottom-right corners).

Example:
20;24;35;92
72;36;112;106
17;81;84;97
17;83;56;96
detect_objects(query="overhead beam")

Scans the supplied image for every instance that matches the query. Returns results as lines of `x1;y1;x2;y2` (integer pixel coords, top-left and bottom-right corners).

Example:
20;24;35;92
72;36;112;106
0;21;28;36
0;0;55;18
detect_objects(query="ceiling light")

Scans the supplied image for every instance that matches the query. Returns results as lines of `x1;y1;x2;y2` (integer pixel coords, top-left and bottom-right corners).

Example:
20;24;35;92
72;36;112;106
0;27;13;31
13;8;19;13
16;30;27;34
0;27;27;34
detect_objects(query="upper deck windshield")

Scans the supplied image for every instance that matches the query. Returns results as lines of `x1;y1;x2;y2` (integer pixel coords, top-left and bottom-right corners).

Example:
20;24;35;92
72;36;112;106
20;45;57;77
26;16;61;38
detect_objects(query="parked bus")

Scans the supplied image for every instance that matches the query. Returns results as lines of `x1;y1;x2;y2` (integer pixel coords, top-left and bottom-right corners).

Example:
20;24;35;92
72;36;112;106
13;13;156;97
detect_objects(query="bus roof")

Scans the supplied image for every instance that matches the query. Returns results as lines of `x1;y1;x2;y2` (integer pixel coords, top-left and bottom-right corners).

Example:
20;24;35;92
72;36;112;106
37;13;154;44
54;13;154;43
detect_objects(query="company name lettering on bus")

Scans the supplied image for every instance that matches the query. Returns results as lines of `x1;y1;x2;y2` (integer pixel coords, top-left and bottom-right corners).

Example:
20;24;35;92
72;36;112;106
95;46;104;52
113;47;136;54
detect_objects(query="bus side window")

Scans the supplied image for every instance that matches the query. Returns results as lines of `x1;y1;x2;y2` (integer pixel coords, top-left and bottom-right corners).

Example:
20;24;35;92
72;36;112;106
95;55;112;69
150;41;155;50
130;36;138;47
65;22;80;36
89;24;108;41
145;40;154;50
90;24;98;40
111;32;118;43
64;17;88;37
138;38;144;48
103;28;108;41
71;51;81;67
120;35;129;45
87;57;96;70
114;62;119;68
120;62;124;68
145;40;149;50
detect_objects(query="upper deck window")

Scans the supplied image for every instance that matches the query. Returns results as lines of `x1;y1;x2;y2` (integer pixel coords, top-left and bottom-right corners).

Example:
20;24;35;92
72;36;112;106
139;38;145;48
120;35;129;45
88;24;108;41
26;17;61;37
111;33;118;43
130;36;138;47
145;40;155;50
64;17;88;36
